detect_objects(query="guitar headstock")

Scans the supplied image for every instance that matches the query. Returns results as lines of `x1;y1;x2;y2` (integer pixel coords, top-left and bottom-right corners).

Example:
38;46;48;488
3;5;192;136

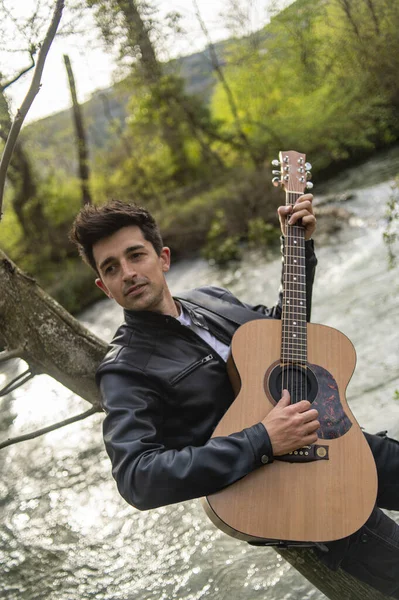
271;150;313;194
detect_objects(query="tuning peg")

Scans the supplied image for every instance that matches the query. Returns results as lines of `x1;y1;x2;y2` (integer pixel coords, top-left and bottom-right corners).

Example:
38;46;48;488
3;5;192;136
306;181;314;190
272;170;281;176
305;162;312;171
271;159;280;167
272;177;281;187
306;171;312;180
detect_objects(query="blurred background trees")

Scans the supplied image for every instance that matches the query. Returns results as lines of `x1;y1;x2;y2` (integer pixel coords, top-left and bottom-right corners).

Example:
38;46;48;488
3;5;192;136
1;0;399;312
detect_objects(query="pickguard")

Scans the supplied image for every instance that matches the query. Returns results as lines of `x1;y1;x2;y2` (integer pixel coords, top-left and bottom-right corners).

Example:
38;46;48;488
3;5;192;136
309;362;352;439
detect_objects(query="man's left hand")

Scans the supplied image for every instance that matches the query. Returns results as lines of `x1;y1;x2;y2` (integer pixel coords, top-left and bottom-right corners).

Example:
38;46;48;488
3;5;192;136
277;194;316;241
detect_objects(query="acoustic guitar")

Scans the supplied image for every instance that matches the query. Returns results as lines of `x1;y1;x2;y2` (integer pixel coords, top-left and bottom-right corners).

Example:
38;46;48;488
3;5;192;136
203;150;377;543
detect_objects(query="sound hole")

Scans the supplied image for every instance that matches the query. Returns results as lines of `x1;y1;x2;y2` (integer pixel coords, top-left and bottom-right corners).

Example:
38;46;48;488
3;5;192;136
267;363;318;404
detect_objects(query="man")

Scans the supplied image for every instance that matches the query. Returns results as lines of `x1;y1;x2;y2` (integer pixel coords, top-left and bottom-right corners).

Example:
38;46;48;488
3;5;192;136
70;197;399;597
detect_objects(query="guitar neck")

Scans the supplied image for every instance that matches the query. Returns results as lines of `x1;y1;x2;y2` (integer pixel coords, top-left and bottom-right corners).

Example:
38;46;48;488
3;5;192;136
281;190;307;366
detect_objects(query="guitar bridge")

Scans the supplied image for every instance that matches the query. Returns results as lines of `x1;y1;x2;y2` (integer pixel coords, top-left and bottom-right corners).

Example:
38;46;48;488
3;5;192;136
276;444;329;463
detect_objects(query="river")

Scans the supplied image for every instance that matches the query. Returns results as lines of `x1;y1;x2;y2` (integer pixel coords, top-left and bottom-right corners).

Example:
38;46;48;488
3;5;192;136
1;147;399;599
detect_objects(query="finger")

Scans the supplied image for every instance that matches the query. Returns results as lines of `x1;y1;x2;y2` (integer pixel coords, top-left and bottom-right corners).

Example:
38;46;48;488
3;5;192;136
277;205;293;219
295;400;312;412
288;209;314;226
291;202;314;217
301;215;316;227
302;408;319;423
304;419;320;433
303;432;319;445
278;389;291;406
295;194;313;205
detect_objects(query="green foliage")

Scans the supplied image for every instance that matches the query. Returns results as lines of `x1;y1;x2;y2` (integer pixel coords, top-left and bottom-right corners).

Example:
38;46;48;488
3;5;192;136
3;0;399;313
247;218;280;248
40;172;82;226
202;209;241;265
211;0;399;170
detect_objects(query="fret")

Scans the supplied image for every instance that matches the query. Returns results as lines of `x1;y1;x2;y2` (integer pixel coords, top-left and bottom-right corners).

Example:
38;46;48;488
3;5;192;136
280;363;308;368
282;344;308;350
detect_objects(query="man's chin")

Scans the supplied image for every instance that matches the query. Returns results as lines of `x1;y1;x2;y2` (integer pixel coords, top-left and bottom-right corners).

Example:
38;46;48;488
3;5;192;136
124;291;159;312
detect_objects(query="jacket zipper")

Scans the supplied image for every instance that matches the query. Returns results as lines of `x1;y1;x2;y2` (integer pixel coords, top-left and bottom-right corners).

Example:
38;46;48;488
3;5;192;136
170;354;214;386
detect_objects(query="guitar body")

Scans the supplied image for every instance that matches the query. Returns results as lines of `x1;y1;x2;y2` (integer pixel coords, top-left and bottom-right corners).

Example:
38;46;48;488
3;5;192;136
204;319;378;543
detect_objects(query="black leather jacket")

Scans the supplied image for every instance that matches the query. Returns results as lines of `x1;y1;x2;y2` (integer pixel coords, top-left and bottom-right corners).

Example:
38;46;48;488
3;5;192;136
97;241;317;510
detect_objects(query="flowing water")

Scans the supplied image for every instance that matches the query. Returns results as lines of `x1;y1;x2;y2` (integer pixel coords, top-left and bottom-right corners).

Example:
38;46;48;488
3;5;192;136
1;147;399;600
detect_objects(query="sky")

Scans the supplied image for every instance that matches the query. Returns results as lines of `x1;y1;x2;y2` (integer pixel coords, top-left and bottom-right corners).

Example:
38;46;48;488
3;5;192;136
1;0;292;124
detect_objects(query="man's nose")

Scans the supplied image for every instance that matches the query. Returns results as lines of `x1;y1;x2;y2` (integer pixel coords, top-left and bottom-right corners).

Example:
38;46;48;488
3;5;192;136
121;261;137;281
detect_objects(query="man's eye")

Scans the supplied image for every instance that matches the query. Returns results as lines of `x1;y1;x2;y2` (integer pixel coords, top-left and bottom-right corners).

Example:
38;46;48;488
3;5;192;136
105;265;116;275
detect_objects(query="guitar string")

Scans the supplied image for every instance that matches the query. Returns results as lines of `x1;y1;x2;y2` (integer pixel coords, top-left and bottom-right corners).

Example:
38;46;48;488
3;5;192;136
282;155;308;405
293;189;298;404
288;178;307;404
282;174;289;399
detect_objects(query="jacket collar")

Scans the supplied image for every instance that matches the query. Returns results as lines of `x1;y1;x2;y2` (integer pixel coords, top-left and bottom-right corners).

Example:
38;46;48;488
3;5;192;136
123;298;194;328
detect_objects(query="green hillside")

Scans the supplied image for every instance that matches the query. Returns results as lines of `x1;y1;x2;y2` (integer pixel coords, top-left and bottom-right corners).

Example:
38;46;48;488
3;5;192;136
22;43;225;174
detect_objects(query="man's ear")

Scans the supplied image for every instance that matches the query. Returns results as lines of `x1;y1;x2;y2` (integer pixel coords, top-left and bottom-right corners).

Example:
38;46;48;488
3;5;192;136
95;278;113;299
160;247;171;273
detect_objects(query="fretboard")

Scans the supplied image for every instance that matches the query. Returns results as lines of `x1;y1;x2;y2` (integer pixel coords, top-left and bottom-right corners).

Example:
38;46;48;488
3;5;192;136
281;191;307;365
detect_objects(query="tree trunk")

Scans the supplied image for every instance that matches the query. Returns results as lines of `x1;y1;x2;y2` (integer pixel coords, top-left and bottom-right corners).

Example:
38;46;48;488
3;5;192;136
117;0;191;182
278;547;389;599
63;54;92;206
0;250;393;599
0;249;105;407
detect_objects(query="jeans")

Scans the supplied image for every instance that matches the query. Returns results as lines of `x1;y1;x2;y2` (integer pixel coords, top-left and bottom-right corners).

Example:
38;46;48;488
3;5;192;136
316;432;399;598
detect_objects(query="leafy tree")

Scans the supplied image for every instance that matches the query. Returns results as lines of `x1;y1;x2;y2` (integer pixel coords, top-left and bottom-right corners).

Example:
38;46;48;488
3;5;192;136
211;0;399;171
87;0;224;187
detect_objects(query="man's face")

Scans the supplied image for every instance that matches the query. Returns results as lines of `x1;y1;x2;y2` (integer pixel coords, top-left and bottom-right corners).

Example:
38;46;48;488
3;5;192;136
93;225;171;312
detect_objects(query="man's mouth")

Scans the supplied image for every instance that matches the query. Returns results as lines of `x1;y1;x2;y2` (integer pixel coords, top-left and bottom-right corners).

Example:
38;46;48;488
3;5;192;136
124;283;147;297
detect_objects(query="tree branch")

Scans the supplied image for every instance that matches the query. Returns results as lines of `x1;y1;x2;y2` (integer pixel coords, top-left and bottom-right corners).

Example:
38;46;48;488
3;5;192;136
0;406;100;450
192;0;260;168
0;0;65;221
0;368;36;397
0;347;24;363
0;49;36;92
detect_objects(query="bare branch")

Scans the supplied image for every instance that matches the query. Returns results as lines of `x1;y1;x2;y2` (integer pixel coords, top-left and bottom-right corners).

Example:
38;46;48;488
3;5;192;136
0;347;24;363
192;0;260;168
63;54;92;206
0;368;36;397
0;49;36;92
0;407;99;450
0;0;65;221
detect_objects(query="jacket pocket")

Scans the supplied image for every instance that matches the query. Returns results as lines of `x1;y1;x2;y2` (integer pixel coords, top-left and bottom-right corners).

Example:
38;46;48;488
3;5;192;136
169;354;214;386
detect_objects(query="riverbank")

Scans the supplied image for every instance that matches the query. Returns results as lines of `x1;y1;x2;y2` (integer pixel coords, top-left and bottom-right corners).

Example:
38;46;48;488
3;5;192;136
7;145;399;315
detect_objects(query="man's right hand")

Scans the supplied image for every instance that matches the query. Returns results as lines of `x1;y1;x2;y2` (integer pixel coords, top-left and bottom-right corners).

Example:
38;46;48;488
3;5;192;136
261;389;320;456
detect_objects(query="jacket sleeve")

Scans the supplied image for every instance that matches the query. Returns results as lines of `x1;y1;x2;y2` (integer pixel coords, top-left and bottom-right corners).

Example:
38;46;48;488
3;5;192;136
242;238;317;322
98;363;273;511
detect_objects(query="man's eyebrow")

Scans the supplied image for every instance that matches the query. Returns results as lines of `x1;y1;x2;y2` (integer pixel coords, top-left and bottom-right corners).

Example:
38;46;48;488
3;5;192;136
98;244;146;272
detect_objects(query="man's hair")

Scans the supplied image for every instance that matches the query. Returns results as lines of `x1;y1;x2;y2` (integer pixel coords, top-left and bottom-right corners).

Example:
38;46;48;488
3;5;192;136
69;200;163;273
